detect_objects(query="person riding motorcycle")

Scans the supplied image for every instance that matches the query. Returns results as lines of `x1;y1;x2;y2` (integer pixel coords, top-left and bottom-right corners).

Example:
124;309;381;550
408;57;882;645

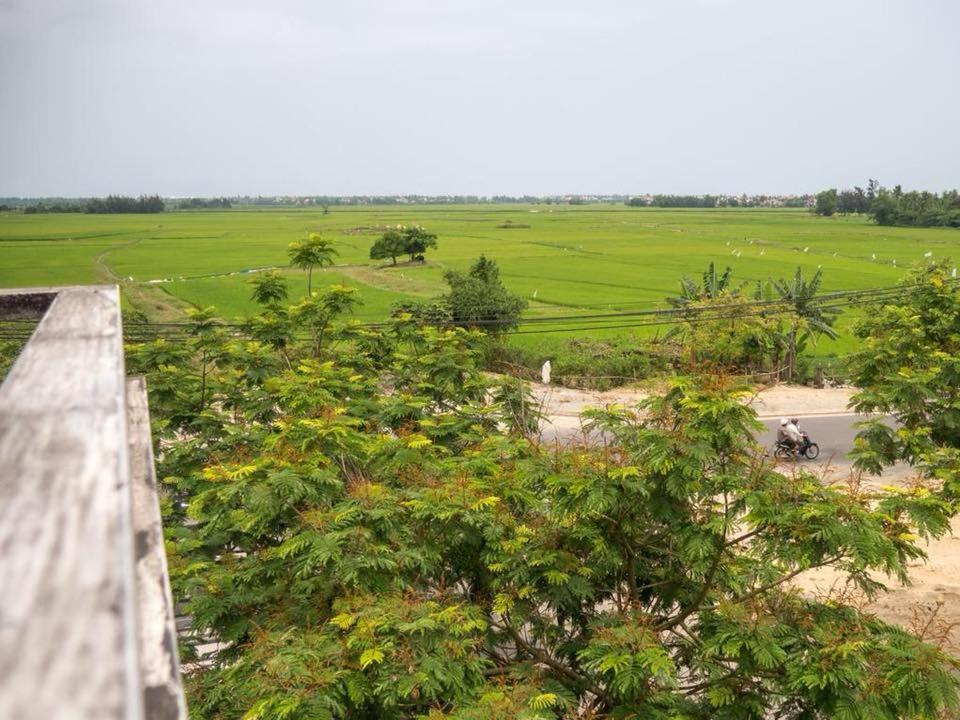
791;417;810;448
777;417;803;450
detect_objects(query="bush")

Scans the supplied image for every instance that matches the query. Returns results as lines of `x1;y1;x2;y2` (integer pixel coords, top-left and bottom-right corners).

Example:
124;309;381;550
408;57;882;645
489;335;670;390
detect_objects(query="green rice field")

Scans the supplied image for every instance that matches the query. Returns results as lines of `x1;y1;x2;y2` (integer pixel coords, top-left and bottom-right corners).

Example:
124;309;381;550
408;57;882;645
2;205;957;359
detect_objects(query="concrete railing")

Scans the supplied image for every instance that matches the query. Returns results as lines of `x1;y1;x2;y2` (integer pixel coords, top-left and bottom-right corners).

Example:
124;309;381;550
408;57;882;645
0;286;186;720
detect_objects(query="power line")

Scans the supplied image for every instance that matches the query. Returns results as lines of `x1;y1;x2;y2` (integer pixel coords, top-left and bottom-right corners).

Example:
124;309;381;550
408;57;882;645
1;278;953;341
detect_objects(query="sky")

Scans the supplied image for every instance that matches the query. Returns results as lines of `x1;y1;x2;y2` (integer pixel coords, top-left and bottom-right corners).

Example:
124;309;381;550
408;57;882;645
0;0;958;197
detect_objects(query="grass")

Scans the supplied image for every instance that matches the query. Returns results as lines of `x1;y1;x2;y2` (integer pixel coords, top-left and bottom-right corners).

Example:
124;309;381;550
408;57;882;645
2;205;958;363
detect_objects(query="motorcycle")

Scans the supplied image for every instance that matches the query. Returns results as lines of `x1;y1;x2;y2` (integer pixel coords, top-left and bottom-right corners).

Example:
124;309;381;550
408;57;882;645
772;434;820;460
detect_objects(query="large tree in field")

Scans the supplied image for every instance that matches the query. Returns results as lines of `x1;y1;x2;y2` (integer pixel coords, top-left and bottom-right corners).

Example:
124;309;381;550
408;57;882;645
288;233;337;296
814;188;838;216
443;254;526;331
369;230;406;266
402;226;438;262
130;292;960;719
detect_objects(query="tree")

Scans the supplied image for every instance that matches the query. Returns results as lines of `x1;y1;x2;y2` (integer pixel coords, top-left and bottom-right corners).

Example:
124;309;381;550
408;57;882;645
667;294;784;374
142;311;960;717
443;255;527;331
85;194;165;213
869;191;899;226
771;266;839;381
291;284;361;356
401;226;437;262
814;188;838;216
249;271;289;307
288;233;337;296
369;230;407;266
848;261;960;502
667;262;744;308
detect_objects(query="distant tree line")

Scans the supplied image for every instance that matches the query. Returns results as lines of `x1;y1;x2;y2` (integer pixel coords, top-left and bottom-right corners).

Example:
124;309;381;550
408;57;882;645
17;196;166;214
627;194;812;209
870;187;960;227
177;197;232;210
628;196;711;208
22;202;84;214
85;195;165;214
814;180;960;227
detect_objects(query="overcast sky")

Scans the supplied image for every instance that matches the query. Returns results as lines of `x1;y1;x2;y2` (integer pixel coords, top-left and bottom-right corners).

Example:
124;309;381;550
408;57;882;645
1;0;957;197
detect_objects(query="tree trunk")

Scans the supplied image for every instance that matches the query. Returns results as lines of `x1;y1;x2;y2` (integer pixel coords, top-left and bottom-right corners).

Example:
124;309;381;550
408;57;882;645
307;267;313;296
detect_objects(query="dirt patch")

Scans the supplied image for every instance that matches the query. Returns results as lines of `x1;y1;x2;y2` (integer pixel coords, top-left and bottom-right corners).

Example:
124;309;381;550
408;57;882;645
531;381;856;419
337;264;442;297
340;225;400;235
796;465;960;653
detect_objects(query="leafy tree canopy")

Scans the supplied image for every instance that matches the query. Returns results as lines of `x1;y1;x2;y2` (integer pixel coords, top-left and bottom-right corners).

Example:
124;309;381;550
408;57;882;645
814;189;838;217
849;261;960;503
125;286;960;719
443;255;527;331
288;233;338;296
370;230;408;266
370;226;439;265
250;271;289;307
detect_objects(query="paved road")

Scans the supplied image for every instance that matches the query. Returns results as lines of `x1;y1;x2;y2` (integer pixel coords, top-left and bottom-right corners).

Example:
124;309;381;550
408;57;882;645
544;413;893;464
756;414;866;464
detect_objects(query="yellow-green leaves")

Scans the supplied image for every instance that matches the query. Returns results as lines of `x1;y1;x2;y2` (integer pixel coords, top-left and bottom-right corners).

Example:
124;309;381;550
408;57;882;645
527;692;558;710
359;648;384;669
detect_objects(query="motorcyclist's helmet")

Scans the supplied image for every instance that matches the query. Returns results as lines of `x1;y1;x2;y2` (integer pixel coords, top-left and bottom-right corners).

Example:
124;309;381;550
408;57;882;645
779;418;788;426
790;417;800;425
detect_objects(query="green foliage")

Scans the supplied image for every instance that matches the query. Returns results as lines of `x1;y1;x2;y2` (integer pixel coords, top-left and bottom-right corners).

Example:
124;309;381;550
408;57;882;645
815;188;838;217
848;261;960;501
400;226;438;262
288;233;338;296
369;226;438;266
135;299;960;718
369;230;407;266
772;266;839;381
489;335;670;390
666;294;785;375
663;264;839;381
0;338;26;382
85;194;165;213
443;255;527;331
3;206;945;362
869;187;960;228
250;271;289;307
667;262;745;307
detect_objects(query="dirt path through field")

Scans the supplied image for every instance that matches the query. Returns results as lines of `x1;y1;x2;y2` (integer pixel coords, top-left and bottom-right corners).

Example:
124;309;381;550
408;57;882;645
93;236;194;321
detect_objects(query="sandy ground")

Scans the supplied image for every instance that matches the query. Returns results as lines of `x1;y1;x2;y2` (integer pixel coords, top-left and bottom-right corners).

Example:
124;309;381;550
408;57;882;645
796;464;960;653
530;381;959;652
532;381;858;438
532;381;856;419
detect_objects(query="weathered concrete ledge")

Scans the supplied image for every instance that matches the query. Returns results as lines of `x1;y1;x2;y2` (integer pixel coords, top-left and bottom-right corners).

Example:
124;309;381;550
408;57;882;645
0;286;186;720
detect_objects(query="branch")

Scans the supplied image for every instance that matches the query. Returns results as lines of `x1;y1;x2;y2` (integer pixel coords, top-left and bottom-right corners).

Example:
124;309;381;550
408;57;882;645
725;525;766;548
493;618;612;706
654;498;736;632
725;554;846;608
654;544;724;632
